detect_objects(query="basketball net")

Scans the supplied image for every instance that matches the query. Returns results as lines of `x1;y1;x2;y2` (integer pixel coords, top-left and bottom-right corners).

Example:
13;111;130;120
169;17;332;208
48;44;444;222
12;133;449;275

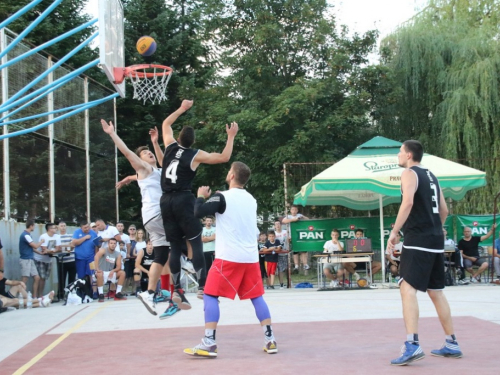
128;65;172;104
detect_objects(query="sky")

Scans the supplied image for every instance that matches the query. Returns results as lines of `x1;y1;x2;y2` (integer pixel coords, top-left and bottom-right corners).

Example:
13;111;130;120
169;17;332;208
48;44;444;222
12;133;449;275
84;0;428;59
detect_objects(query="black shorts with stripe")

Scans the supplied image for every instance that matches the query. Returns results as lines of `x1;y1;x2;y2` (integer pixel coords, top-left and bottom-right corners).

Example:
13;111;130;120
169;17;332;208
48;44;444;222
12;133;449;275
399;246;445;292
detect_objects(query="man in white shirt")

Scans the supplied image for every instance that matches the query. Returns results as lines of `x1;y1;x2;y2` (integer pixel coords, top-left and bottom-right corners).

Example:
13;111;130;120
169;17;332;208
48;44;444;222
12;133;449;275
95;219;121;249
35;223;61;298
57;221;75;298
274;220;288;289
322;229;344;287
184;162;278;358
202;217;216;272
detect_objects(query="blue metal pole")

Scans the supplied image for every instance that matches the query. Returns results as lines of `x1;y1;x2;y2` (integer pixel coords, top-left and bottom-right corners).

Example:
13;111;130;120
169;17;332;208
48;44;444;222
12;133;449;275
0;32;98;109
0;93;120;140
0;18;98;71
0;0;64;61
0;102;88;127
0;0;45;30
0;58;99;114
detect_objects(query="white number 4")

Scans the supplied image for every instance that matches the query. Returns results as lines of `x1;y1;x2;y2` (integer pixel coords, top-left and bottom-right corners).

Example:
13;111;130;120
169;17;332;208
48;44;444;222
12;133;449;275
430;183;439;214
165;160;179;184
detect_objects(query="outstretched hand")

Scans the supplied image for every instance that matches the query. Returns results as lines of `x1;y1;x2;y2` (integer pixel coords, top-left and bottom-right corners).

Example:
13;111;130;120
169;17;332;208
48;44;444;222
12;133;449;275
149;126;159;143
116;176;133;190
181;100;193;111
101;119;115;134
226;122;238;138
198;186;211;199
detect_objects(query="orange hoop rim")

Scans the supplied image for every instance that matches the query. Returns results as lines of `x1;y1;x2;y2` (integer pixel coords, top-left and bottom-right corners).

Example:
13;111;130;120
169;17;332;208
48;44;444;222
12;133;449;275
113;64;173;84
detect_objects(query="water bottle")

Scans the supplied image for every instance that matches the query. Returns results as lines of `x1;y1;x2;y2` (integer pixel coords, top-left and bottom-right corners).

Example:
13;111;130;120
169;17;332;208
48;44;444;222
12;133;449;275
27;291;33;309
18;293;24;309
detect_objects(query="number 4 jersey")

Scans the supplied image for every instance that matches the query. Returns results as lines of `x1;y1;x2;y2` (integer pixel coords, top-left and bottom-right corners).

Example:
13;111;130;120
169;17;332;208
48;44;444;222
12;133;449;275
402;165;444;253
161;142;199;193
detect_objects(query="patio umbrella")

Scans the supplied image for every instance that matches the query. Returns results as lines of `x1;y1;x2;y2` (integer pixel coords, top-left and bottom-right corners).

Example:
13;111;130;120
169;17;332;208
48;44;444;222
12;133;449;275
293;136;486;279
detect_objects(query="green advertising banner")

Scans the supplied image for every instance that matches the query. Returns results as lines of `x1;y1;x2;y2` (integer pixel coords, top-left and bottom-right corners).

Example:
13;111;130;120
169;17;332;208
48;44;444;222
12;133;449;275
290;215;457;253
455;215;496;247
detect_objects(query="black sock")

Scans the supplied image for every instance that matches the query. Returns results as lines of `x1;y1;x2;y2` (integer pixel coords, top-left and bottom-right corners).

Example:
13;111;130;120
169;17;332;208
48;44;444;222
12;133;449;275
407;333;419;344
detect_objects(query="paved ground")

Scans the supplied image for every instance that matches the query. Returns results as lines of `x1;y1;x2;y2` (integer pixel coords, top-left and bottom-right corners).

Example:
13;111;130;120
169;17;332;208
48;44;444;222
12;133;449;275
1;283;499;374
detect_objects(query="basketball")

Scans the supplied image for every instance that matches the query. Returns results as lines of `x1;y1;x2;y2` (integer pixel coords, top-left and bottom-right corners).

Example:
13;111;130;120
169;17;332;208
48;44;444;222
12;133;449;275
136;36;156;56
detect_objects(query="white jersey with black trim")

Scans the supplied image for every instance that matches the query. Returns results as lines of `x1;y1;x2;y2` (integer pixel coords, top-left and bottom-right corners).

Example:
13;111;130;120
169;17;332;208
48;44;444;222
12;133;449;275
137;168;162;223
215;188;259;263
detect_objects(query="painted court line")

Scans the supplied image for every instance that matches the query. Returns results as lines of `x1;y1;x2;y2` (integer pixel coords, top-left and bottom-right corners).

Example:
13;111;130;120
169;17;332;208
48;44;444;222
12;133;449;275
13;303;110;375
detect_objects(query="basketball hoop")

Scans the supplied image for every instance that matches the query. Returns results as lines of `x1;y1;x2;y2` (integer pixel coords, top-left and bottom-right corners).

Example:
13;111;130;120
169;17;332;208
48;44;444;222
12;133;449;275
113;64;173;104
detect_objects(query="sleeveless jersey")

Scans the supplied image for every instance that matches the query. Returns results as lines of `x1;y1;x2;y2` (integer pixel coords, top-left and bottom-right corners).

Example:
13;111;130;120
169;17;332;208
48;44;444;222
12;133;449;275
98;249;119;272
402;165;444;252
137;167;162;223
161;142;199;193
140;248;155;271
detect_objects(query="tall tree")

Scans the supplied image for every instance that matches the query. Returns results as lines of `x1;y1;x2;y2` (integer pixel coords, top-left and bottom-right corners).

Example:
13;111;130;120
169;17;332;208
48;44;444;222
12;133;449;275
378;0;500;214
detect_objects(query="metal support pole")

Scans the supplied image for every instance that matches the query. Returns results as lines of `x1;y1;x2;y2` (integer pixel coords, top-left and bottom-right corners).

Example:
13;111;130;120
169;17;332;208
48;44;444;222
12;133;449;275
84;77;91;221
48;56;55;222
283;163;292;288
379;194;385;283
114;97;119;222
1;28;10;220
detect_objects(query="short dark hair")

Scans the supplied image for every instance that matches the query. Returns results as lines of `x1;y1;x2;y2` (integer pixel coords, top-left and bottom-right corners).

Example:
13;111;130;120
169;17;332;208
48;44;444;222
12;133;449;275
79;220;88;227
268;230;276;236
232;161;251;185
135;146;149;157
332;229;340;235
95;218;104;224
355;228;364;234
178;126;195;148
45;223;56;231
26;219;35;229
260;231;267;236
108;238;117;244
403;140;423;162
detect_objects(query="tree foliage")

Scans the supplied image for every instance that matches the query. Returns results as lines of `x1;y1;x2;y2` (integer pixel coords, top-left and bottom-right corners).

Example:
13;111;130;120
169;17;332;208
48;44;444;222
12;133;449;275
378;0;500;214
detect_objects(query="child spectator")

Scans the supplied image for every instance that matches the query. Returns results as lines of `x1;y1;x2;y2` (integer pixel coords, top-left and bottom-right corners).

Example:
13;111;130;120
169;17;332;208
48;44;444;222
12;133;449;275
258;232;268;280
262;231;282;289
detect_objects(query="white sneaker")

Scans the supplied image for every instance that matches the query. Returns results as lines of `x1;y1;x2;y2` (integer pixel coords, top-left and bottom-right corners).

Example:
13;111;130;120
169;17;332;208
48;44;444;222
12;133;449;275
138;291;157;315
353;272;361;281
329;280;338;288
303;264;310;270
470;277;478;283
181;256;196;274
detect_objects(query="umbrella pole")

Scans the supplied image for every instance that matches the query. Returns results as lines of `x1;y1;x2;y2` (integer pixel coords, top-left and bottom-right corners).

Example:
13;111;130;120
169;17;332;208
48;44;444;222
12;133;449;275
379;194;386;285
491;192;500;283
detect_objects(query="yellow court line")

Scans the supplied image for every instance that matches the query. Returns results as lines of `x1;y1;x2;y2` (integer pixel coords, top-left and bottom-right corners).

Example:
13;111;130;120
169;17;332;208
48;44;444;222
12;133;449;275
14;303;110;375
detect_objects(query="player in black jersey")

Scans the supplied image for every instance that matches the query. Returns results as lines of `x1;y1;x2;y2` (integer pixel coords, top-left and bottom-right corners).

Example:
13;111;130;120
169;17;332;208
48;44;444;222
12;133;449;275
160;99;238;310
387;140;462;366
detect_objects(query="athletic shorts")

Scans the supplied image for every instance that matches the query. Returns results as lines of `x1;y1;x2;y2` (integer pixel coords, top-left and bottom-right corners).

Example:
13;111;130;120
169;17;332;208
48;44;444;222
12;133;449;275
19;259;38;277
204;259;264;300
277;255;288;272
463;257;488;269
75;258;94;279
399;247;445;292
102;271;117;284
160;191;202;242
34;260;52;279
144;214;170;247
266;261;277;276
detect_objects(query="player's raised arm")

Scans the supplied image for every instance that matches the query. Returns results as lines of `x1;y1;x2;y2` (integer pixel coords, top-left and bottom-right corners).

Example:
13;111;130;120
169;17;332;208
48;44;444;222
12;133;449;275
193;122;238;167
149;126;164;166
162;100;193;147
101;119;149;176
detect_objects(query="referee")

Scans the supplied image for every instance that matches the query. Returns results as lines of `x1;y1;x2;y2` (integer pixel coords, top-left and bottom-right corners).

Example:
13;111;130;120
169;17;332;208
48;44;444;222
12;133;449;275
387;140;462;366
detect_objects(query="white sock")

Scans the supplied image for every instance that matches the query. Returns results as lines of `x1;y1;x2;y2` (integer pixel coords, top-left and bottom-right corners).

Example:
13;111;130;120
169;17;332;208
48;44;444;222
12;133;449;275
98;287;103;294
117;285;123;293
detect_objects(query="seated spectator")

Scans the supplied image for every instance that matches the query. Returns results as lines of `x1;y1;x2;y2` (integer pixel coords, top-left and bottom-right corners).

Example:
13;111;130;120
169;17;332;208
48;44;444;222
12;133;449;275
257;232;267;280
493;230;500;284
458;225;496;283
19;220;43;298
282;205;309;272
134;239;155;295
443;228;467;285
94;238;127;302
354;229;382;277
322;229;344;287
262;231;284;289
0;269;54;308
35;223;61;298
0;235;4;271
386;231;402;279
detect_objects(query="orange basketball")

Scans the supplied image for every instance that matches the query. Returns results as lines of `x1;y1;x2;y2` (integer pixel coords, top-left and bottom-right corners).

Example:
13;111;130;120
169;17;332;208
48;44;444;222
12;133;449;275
136;36;156;56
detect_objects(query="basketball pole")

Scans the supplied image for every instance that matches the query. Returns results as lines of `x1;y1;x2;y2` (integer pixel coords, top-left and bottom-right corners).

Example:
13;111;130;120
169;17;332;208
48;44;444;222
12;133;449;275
379;194;385;284
0;28;10;221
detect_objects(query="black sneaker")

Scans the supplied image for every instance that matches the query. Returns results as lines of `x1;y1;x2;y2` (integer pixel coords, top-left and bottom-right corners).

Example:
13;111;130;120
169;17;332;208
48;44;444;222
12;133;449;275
98;294;104;302
114;292;127;301
172;288;191;310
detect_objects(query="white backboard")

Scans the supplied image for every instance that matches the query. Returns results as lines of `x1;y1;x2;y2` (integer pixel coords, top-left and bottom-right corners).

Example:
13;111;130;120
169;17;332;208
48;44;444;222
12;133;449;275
98;0;125;97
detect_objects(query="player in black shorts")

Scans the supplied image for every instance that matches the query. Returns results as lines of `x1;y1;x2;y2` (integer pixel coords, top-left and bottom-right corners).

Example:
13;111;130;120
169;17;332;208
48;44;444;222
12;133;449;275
160;99;238;309
387;140;462;366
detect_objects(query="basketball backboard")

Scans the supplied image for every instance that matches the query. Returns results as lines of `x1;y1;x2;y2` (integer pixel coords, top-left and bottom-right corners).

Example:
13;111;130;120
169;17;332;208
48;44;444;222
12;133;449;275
98;0;125;97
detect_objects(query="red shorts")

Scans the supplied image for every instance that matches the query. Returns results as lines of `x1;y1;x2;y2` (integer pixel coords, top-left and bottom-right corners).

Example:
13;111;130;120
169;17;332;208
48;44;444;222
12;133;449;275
204;259;264;300
266;261;277;276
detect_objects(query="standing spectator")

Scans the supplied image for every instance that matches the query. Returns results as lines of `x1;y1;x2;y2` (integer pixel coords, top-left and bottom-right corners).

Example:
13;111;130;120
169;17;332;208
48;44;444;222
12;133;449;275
258;232;268;279
117;222;132;293
91;222;97;231
202;217;216;272
57;221;76;297
282;205;309;272
95;219;122;250
274;220;288;289
135;229;147;256
262;231;282;289
492;230;500;283
72;221;98;280
35;223;61;298
458;225;495;283
18;220;43;297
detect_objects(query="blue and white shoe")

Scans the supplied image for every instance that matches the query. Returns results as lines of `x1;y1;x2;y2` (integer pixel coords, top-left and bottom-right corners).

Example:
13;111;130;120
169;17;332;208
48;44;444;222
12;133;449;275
159;301;179;320
391;341;425;366
154;289;171;303
431;340;463;358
